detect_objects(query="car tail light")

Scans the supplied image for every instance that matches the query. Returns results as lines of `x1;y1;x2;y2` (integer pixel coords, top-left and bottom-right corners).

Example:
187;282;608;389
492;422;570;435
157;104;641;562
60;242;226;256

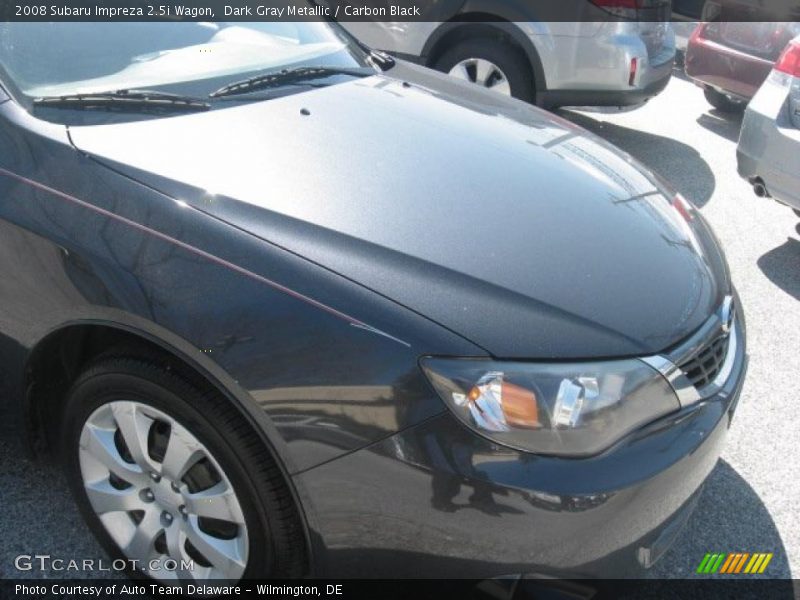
628;57;638;86
775;41;800;77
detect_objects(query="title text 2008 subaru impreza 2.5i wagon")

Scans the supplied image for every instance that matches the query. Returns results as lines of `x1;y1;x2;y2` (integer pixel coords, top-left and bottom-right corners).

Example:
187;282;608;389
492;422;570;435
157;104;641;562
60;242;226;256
0;22;746;581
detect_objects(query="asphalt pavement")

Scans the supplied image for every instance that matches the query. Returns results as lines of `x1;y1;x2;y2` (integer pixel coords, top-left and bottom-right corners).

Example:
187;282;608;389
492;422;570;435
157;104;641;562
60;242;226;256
0;69;798;581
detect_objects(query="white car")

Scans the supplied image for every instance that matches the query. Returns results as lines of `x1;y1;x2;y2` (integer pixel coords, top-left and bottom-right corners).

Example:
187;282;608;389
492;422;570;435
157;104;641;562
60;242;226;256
737;36;800;216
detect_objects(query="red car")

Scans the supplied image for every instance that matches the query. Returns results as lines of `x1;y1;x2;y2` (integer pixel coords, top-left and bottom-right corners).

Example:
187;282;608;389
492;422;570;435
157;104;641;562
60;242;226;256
685;21;799;111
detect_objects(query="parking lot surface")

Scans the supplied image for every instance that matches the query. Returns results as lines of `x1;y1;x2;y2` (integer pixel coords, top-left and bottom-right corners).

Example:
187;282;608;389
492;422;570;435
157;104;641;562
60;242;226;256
1;69;798;580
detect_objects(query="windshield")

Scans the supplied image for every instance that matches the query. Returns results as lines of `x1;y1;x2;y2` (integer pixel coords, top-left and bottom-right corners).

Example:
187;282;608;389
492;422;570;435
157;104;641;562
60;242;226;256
0;21;369;99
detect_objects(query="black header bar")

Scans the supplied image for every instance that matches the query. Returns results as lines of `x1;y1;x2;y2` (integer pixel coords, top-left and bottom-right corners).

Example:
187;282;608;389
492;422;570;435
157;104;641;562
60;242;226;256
1;0;799;22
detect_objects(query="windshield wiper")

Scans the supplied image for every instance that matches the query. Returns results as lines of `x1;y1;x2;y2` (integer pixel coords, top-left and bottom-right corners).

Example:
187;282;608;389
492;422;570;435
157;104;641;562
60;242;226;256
209;66;374;98
33;89;210;112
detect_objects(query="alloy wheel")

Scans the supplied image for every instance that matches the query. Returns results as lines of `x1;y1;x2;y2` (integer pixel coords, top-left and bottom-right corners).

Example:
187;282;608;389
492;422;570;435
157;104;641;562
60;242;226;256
78;400;249;581
448;58;512;96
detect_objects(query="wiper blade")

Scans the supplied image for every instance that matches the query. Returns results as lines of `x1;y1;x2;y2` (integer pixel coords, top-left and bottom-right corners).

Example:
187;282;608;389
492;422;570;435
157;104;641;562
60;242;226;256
33;89;210;112
209;66;374;98
368;50;395;71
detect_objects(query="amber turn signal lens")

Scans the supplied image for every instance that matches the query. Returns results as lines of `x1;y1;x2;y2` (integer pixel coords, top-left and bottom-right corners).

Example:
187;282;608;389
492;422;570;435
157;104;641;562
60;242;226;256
499;381;539;428
466;380;539;429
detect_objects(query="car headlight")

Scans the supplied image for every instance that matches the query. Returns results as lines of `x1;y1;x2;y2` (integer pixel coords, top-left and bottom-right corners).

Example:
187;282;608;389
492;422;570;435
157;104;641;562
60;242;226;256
421;357;680;457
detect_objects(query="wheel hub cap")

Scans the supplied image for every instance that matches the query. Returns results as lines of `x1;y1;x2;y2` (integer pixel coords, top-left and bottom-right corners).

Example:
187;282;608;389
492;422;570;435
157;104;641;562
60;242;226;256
78;401;249;581
448;58;512;96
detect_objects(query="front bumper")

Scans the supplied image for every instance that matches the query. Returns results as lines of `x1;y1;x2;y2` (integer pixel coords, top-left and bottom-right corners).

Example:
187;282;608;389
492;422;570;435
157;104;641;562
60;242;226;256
296;319;747;578
737;74;800;211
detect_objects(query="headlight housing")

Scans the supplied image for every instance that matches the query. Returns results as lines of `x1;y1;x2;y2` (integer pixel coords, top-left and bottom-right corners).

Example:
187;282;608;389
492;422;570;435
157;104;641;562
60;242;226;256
421;357;680;457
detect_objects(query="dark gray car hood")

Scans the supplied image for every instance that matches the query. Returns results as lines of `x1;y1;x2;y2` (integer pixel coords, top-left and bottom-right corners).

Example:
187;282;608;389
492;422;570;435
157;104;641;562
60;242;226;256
69;63;730;359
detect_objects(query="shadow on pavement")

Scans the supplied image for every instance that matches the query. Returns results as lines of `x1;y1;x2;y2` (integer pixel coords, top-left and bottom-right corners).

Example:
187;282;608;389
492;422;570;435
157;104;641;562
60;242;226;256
697;109;744;143
561;111;716;207
672;64;692;83
648;460;791;579
757;235;800;301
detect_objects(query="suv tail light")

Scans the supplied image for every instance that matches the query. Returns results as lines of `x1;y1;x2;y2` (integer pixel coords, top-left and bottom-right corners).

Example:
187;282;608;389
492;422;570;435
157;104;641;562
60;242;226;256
775;41;800;77
628;57;638;86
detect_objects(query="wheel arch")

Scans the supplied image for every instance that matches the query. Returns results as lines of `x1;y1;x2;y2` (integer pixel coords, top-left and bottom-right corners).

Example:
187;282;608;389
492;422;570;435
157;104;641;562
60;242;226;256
421;15;547;100
23;317;316;573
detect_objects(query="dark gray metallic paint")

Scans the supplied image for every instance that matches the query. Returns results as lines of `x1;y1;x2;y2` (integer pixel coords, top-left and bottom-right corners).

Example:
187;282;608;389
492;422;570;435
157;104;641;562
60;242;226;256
0;55;743;578
69;61;729;360
300;312;746;577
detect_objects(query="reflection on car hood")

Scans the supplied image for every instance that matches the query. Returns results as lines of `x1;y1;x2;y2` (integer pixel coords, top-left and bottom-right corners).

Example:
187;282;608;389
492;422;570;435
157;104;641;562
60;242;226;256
69;62;730;359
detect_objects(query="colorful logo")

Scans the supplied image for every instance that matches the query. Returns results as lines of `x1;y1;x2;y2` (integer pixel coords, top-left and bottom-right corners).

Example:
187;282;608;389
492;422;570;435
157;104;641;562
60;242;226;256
697;552;773;574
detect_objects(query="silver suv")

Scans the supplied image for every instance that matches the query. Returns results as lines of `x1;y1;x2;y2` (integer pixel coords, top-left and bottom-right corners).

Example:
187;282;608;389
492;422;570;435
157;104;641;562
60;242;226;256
344;4;675;108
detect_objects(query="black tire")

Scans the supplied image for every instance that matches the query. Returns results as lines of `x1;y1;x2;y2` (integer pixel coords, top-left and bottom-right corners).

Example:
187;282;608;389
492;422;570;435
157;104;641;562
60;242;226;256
60;357;307;580
704;87;746;113
434;38;535;103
